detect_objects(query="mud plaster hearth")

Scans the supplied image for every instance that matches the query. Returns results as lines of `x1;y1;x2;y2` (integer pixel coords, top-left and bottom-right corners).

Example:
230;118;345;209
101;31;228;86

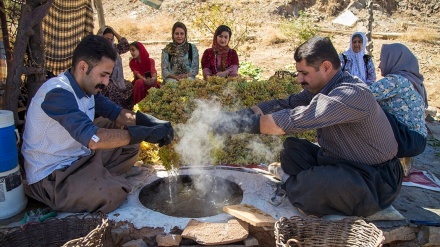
108;166;302;232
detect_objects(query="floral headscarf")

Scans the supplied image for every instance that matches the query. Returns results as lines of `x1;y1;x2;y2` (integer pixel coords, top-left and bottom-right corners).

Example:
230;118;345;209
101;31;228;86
163;22;190;74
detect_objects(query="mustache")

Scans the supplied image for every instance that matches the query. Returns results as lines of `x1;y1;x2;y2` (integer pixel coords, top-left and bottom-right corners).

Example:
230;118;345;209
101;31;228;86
95;83;106;90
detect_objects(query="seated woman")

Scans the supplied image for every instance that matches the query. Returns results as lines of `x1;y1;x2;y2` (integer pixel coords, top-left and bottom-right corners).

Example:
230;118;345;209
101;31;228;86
161;22;199;84
201;25;239;80
129;41;160;104
97;26;134;110
339;31;376;85
369;43;428;176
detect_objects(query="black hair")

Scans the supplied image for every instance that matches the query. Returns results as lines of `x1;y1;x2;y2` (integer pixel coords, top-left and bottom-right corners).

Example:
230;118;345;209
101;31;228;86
215;25;232;38
294;36;340;71
71;35;117;74
102;27;114;36
129;41;140;50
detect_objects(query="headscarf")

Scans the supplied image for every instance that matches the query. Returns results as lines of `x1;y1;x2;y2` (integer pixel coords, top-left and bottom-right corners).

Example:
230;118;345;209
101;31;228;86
97;26;126;89
212;25;232;71
380;43;428;107
129;41;152;77
163;22;190;75
344;31;368;82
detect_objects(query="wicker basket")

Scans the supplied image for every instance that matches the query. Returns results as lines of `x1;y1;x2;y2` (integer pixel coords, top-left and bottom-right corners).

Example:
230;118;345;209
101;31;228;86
274;216;384;247
0;214;111;247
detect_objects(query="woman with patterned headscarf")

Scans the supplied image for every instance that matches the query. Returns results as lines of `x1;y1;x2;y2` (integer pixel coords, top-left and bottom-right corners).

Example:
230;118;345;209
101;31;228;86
201;25;239;80
129;41;160;104
161;22;199;84
97;26;134;110
339;31;376;85
369;43;428;176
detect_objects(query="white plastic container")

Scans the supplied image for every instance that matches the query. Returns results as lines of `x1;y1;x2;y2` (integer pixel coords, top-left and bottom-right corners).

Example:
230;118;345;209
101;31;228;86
0;165;28;219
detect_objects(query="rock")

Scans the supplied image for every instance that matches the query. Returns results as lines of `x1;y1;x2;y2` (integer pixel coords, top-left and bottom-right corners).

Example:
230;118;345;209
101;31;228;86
244;236;259;246
111;224;131;245
156;234;182;246
223;204;276;227
426;106;438;118
382;226;418;244
122;239;148;247
418;226;440;246
181;219;249;245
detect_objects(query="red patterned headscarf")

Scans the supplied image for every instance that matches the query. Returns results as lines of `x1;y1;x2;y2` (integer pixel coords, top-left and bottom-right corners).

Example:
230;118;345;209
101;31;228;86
129;41;151;75
212;25;232;71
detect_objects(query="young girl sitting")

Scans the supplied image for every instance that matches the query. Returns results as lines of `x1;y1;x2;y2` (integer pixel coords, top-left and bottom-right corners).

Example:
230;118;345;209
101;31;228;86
129;41;160;104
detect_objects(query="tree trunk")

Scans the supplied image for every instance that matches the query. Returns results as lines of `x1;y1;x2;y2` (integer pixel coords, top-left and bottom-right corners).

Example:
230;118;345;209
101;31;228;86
4;0;53;125
26;19;47;106
94;0;106;30
0;0;12;110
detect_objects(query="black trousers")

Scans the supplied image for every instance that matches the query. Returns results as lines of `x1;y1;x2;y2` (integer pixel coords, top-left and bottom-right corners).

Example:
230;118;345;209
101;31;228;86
280;137;403;217
384;110;427;158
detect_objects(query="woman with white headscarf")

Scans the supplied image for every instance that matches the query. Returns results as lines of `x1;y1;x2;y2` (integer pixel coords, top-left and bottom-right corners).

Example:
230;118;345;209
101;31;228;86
339;31;376;85
370;43;427;176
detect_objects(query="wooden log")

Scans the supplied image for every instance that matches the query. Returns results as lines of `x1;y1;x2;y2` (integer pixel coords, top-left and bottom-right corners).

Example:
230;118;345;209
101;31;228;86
320;28;403;39
94;0;106;29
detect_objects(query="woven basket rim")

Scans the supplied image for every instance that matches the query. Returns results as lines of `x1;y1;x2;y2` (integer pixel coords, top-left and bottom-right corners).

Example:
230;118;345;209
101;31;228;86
0;213;108;247
274;215;384;247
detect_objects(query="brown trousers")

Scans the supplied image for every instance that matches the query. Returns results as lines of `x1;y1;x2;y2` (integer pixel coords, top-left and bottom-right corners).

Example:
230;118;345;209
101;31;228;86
26;118;140;213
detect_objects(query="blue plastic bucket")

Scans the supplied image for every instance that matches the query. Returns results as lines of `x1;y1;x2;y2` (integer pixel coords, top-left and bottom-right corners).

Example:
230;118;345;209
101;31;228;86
0;110;19;173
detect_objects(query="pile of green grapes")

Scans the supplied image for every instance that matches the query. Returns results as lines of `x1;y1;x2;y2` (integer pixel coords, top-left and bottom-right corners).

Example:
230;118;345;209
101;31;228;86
137;76;316;169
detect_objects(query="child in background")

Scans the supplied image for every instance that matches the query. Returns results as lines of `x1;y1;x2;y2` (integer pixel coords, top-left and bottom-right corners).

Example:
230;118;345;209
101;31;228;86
129;41;160;104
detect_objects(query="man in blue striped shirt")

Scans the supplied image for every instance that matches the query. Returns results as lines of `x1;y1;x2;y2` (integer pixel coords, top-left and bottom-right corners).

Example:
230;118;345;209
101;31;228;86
213;36;402;217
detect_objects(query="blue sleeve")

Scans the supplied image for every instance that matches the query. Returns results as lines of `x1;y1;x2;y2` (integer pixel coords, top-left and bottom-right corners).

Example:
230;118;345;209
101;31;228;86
95;93;123;121
257;90;312;114
365;58;376;85
42;88;98;146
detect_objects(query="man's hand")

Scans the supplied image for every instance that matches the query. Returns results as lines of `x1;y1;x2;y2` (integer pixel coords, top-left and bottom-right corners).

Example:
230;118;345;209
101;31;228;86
135;111;174;145
212;108;260;135
127;125;167;145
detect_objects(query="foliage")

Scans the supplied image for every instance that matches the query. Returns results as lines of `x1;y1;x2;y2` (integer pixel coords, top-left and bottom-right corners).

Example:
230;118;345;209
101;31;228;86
190;1;259;58
280;11;321;46
238;61;263;81
137;76;317;169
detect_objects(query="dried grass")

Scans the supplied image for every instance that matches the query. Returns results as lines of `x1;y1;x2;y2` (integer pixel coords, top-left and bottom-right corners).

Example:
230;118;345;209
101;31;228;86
263;26;288;45
402;28;440;44
107;16;175;42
